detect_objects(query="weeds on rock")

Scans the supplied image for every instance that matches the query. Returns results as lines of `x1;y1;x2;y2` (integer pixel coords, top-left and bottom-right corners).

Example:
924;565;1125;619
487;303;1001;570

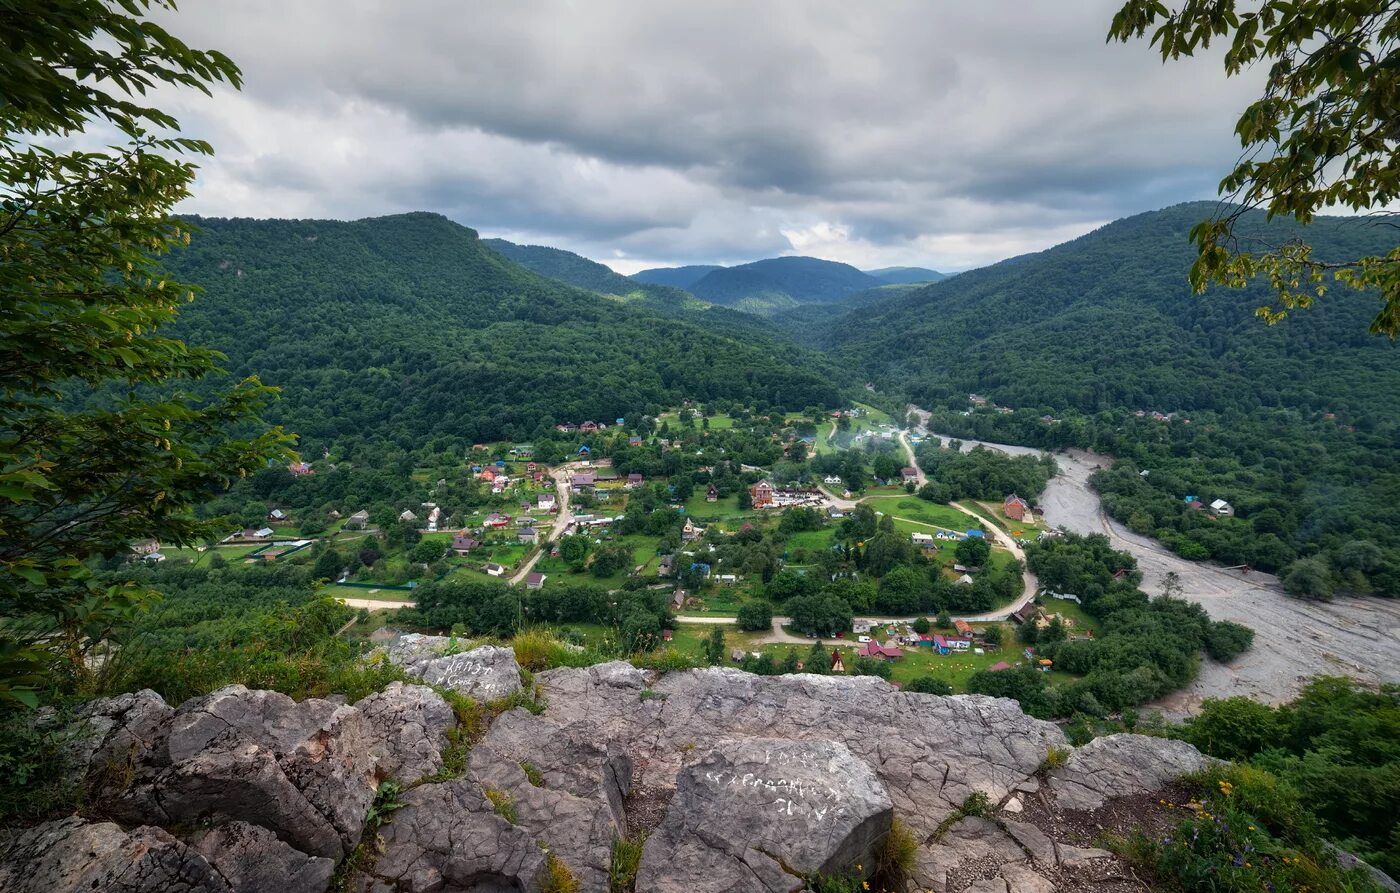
541;853;580;893
1040;745;1071;771
485;786;518;823
1109;764;1389;893
608;833;646;893
520;761;544;787
328;780;404;892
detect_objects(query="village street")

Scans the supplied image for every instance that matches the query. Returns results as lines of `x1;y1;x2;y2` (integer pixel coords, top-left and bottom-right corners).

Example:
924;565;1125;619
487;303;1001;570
505;459;587;585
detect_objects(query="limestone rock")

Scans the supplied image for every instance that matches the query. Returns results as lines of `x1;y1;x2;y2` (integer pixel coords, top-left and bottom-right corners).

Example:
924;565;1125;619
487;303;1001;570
387;636;523;702
636;737;893;893
349;778;548;893
470;710;632;891
354;681;457;783
0;816;229;893
1048;733;1217;811
1000;861;1056;893
1003;821;1056;866
91;685;379;860
189;821;335;893
72;689;173;801
915;816;1027;893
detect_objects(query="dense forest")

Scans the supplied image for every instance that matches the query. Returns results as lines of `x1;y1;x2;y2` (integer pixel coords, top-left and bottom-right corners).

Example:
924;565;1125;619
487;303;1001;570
831;203;1400;596
160;213;849;454
635;255;887;316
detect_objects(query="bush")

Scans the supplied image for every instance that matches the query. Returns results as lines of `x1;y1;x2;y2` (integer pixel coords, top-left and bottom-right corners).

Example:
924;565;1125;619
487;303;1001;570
1114;764;1382;893
1205;621;1255;662
736;599;774;631
905;676;953;695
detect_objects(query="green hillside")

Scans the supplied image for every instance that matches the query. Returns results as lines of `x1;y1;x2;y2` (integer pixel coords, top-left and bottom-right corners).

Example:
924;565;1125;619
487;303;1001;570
482;237;702;311
834;202;1400;416
163;213;845;451
833;203;1400;593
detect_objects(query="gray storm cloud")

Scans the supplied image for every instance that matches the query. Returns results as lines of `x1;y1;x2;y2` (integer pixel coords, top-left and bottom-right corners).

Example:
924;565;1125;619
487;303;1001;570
151;0;1261;272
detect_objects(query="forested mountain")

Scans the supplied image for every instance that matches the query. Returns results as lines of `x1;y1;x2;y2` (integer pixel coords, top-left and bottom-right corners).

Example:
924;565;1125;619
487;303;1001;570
635;256;884;316
161;213;845;452
630;264;722;290
864;266;946;284
482;237;700;311
833;202;1400;415
832;202;1400;595
768;283;925;346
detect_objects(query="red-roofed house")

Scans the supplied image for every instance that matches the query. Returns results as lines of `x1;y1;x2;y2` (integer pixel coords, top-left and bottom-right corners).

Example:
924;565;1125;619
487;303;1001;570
901;466;919;484
857;640;903;661
1003;494;1030;521
625;473;645;489
953;619;975;637
288;461;314;476
525;572;547;590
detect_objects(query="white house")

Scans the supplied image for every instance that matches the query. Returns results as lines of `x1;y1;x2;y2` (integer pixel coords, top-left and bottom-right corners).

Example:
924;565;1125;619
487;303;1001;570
823;475;843;485
1209;498;1234;516
911;532;934;547
268;508;287;521
484;563;506;577
399;509;418;523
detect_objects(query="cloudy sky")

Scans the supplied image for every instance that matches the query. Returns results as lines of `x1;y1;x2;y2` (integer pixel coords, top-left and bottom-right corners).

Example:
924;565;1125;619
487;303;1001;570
149;1;1261;274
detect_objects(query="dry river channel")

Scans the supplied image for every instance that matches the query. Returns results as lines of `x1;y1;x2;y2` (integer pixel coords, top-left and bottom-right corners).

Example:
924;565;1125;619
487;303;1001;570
921;418;1400;717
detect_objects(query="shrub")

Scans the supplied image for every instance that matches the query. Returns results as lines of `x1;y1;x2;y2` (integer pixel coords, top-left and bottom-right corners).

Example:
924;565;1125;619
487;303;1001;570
609;834;646;893
905;676;953;696
1112;763;1382;893
542;854;580;893
1040;746;1071;771
736;599;774;631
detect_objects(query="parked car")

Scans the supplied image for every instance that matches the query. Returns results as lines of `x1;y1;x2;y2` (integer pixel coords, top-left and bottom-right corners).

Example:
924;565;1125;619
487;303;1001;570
858;635;871;643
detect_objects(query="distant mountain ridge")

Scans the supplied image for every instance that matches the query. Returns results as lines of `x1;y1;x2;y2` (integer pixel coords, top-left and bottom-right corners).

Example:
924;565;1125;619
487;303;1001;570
830;201;1400;415
482;237;699;311
633;255;887;316
159;212;846;448
864;266;947;284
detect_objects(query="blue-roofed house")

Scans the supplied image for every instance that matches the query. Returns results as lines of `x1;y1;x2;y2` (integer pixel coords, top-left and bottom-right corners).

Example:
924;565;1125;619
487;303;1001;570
965;529;985;539
578;445;591;455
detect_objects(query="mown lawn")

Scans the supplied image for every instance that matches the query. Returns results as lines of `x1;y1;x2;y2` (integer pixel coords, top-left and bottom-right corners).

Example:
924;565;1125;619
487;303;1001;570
864;496;978;531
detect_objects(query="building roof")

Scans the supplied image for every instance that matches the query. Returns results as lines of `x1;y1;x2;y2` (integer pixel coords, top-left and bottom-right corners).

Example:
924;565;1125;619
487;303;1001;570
858;640;903;659
988;661;1013;672
525;572;546;585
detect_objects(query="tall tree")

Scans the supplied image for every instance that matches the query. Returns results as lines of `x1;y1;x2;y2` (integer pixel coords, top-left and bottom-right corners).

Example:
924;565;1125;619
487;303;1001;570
1109;0;1400;334
0;0;287;705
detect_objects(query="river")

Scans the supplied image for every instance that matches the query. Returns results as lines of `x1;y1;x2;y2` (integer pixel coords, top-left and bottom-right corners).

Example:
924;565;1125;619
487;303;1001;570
919;417;1400;717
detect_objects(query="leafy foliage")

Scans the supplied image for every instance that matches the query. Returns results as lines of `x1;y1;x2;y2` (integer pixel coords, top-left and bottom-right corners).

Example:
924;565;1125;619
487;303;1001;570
160;214;845;451
1179;678;1400;876
0;0;287;706
1110;0;1400;335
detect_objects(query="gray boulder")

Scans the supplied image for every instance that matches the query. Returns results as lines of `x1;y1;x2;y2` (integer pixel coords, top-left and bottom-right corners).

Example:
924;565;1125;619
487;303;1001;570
387;636;524;703
636;737;893;893
349;778;548;893
71;689;173;801
0;816;229;893
1048;733;1218;811
189;821;335;893
354;681;457;783
96;685;380;860
470;710;632;891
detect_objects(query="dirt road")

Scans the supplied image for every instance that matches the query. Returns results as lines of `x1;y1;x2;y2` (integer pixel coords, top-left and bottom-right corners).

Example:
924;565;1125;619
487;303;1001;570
507;461;587;585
